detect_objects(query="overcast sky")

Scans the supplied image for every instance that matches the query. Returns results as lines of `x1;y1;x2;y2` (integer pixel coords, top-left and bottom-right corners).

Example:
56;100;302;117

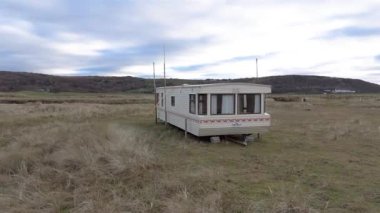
1;0;380;84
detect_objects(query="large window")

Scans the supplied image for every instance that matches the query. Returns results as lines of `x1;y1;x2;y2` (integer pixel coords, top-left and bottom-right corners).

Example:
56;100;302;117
189;94;196;114
211;94;235;115
198;94;207;115
238;94;261;114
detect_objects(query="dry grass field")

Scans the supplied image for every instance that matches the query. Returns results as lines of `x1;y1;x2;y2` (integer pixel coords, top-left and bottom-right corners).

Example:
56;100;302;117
0;92;379;212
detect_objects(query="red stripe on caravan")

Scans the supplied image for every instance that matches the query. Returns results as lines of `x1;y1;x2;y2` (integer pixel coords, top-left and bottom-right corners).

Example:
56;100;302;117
157;108;270;125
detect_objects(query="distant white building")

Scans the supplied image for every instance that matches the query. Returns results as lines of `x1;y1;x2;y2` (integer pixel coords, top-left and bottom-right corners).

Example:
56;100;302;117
323;89;356;94
155;83;271;138
333;89;356;93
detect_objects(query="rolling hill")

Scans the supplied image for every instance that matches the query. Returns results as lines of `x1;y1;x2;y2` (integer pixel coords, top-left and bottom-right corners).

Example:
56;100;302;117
1;71;380;93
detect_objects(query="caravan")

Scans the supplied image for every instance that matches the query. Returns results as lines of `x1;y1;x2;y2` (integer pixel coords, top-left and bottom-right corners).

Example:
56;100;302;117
156;83;271;138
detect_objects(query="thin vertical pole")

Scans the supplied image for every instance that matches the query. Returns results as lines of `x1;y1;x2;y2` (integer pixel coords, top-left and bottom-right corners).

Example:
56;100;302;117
153;62;157;124
256;58;259;83
163;45;167;126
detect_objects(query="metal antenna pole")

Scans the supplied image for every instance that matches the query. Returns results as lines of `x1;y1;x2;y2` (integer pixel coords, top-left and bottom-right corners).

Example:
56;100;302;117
153;62;157;124
163;45;167;126
256;58;259;83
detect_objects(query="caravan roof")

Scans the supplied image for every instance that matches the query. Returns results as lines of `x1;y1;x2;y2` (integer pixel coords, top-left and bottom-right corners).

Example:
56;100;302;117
156;82;271;89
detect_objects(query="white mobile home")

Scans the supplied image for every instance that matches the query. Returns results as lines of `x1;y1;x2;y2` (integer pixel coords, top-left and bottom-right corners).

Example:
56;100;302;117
156;83;271;137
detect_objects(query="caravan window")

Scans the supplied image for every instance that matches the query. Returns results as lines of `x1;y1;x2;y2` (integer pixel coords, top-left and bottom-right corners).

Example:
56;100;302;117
171;96;175;106
198;94;207;115
211;94;235;115
156;93;159;105
237;94;261;114
161;93;164;107
189;94;196;114
263;94;266;113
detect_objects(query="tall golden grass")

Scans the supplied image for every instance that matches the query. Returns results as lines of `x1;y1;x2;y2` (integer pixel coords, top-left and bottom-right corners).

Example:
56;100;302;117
0;102;228;212
0;103;160;212
0;93;379;212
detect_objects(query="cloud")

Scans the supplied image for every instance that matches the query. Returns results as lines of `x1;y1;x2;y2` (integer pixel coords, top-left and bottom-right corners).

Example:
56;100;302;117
322;26;380;39
75;66;117;76
172;55;258;72
48;33;117;56
368;71;380;76
363;66;380;71
172;53;277;72
0;0;380;84
0;0;215;76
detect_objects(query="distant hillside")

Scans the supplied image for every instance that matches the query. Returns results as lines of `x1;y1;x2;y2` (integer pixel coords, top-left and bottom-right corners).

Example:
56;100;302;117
0;71;146;93
1;71;380;93
235;75;380;93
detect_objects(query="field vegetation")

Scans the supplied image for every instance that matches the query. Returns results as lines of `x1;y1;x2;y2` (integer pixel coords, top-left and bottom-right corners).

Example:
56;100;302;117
0;92;379;212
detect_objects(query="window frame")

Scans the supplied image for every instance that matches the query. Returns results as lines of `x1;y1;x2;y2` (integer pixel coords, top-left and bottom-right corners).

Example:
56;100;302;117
198;94;207;115
189;94;196;114
210;94;236;115
237;93;261;114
